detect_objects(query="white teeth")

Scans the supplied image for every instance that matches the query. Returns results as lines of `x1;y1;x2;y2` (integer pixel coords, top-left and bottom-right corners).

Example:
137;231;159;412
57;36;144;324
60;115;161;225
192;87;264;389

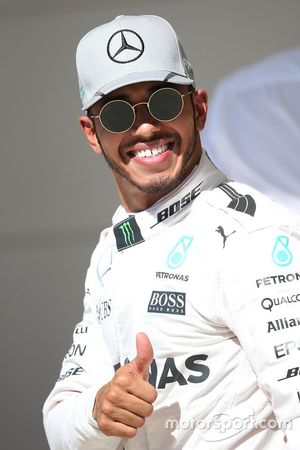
135;145;168;158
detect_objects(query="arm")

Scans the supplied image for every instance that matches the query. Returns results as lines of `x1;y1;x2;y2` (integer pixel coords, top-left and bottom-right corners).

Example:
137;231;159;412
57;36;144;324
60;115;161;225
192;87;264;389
43;232;156;449
43;265;123;450
219;225;300;448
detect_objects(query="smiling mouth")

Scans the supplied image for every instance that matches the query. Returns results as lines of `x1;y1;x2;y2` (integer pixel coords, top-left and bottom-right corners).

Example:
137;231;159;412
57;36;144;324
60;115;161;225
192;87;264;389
128;143;173;159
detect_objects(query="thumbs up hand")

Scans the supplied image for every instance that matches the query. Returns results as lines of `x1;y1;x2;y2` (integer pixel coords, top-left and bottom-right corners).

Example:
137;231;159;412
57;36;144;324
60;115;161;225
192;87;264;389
93;332;157;438
128;332;154;380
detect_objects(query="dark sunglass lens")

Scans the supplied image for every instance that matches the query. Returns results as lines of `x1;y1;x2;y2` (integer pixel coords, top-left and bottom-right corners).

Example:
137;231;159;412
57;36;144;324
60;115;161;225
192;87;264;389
149;88;183;121
100;101;134;132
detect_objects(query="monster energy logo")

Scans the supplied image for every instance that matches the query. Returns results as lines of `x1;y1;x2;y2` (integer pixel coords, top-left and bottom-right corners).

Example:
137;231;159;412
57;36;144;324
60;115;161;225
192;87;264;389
113;216;144;251
120;221;135;246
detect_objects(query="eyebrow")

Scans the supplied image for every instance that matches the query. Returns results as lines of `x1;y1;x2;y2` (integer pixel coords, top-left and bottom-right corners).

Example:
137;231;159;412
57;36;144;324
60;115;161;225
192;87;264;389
103;82;170;104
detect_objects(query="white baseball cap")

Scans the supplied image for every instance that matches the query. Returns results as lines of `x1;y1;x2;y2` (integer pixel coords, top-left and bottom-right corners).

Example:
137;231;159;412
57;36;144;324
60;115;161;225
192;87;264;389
76;15;195;110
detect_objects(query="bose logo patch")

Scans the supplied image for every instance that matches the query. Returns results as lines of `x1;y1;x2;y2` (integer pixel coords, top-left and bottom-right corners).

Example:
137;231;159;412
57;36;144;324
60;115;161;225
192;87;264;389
148;291;186;315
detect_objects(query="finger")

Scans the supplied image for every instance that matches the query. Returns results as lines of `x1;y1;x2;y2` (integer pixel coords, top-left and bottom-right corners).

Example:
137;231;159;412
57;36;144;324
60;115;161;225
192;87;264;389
98;416;138;439
111;373;157;404
111;391;154;417
129;332;154;380
101;403;146;428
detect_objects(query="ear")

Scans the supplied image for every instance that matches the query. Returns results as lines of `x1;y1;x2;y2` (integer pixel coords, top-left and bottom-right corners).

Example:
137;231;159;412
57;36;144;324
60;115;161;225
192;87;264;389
193;89;208;132
79;116;103;155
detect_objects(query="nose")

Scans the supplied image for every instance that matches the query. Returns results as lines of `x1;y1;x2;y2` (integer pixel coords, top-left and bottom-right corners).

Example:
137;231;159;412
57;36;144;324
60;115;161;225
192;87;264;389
130;104;160;136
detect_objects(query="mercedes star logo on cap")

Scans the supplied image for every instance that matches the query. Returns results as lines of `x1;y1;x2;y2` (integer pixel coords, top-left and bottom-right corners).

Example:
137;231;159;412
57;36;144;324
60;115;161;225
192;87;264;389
107;29;144;63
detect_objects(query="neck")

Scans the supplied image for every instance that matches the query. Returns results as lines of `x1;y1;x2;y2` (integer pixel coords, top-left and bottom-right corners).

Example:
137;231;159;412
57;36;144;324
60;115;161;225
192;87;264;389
118;185;166;212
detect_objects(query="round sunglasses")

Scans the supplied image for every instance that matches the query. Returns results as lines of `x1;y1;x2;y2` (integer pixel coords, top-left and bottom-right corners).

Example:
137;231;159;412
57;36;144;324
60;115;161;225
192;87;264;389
89;87;194;133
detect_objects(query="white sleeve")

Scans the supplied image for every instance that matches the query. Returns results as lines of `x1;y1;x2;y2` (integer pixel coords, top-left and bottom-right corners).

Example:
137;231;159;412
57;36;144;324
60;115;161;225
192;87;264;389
43;233;123;450
218;224;300;448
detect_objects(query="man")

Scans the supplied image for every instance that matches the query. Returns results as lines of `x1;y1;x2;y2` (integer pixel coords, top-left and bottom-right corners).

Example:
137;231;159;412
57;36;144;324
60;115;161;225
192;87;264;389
202;47;300;214
43;15;300;449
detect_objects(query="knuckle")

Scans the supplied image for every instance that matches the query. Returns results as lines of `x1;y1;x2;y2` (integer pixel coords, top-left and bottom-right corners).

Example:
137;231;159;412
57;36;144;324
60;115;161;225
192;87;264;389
115;373;130;388
126;427;137;439
149;386;158;403
98;417;111;435
144;403;154;417
106;388;120;404
137;416;145;427
101;400;114;416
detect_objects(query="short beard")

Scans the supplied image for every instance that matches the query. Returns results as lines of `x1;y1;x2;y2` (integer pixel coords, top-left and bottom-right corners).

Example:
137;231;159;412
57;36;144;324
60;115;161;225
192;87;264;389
96;125;197;196
102;154;188;195
102;135;195;195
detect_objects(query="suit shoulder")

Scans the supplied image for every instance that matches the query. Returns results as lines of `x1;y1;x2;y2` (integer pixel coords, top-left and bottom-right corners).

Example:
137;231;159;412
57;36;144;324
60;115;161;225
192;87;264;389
201;180;299;231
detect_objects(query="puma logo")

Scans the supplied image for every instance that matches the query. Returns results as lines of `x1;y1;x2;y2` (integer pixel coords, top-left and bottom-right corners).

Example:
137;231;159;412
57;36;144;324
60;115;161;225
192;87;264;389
216;225;236;248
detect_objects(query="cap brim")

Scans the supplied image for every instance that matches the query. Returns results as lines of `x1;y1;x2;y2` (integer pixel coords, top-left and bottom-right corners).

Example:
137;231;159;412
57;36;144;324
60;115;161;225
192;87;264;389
82;69;194;110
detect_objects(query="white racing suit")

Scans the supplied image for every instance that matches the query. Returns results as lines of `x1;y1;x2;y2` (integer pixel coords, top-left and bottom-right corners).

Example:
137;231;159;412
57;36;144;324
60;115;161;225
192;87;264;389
43;152;300;449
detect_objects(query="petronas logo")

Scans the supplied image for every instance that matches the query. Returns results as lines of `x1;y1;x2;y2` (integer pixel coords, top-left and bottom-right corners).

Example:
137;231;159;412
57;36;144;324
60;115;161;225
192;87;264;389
113;216;144;251
272;236;293;267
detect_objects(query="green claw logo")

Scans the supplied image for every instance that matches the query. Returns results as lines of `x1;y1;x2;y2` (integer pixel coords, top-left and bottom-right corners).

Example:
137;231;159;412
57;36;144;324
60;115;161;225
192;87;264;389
119;221;135;246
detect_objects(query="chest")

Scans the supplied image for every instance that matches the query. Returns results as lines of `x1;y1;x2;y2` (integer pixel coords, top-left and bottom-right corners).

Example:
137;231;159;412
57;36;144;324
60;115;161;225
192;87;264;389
97;217;233;364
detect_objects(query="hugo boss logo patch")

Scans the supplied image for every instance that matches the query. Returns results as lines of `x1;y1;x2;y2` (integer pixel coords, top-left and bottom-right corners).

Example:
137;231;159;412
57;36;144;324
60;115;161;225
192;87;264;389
148;291;186;315
113;216;144;251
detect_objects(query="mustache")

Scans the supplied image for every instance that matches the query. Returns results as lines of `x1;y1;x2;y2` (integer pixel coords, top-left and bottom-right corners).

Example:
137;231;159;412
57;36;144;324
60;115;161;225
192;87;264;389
121;131;179;151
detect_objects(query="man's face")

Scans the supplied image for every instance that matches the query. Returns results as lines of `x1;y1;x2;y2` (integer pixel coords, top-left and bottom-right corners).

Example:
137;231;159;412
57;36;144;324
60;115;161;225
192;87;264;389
80;81;208;211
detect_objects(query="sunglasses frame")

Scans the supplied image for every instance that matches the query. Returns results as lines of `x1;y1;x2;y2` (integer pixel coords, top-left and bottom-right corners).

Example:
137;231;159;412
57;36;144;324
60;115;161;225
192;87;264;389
89;87;194;134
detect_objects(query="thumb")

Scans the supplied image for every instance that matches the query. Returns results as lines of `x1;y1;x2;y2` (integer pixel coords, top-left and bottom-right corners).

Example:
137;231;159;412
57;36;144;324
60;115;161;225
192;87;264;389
129;332;154;381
